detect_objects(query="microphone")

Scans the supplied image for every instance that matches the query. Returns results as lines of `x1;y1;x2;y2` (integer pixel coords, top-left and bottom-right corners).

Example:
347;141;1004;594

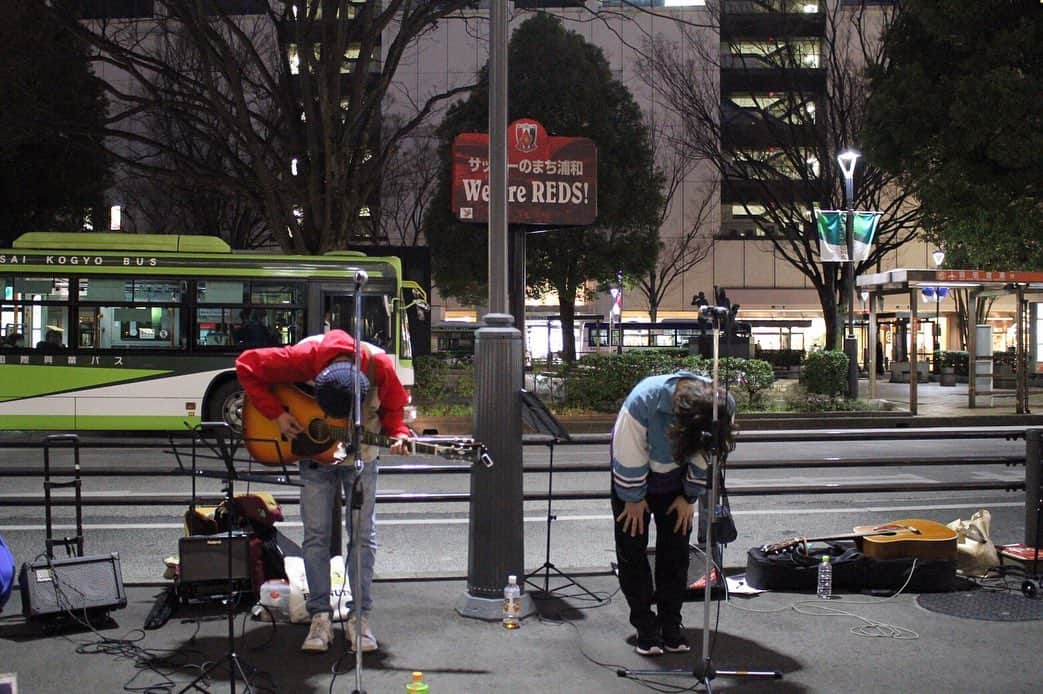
354;269;368;287
699;305;729;318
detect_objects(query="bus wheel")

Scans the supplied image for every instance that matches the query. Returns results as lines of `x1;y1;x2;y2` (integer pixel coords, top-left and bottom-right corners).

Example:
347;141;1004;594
208;380;244;433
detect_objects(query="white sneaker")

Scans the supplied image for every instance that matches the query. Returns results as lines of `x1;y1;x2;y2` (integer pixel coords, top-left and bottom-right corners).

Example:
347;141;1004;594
347;615;378;653
301;613;333;653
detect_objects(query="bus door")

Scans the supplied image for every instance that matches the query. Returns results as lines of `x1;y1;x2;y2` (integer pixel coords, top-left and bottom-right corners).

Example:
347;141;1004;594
318;286;393;352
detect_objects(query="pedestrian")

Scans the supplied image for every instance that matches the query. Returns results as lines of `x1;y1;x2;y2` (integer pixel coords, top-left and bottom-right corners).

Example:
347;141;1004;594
236;329;411;654
611;371;736;656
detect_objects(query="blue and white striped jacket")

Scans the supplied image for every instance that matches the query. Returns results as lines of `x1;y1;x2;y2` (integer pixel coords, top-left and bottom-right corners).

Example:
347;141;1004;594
610;371;710;503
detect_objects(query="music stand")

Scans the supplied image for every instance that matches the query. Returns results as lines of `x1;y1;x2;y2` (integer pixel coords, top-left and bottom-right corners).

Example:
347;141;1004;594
520;389;599;601
171;422;264;694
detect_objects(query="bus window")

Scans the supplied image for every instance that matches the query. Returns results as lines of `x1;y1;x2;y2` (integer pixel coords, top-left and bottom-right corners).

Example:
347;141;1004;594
323;293;392;350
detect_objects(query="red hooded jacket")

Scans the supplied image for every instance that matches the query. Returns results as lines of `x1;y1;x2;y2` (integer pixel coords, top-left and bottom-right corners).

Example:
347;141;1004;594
235;330;410;438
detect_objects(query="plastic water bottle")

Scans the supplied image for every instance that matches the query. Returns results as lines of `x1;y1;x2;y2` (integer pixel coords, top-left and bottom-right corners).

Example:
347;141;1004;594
502;575;521;629
406;671;429;693
817;555;832;600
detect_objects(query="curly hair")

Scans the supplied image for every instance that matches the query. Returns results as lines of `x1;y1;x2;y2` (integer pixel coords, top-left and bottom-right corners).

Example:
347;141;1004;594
668;378;736;465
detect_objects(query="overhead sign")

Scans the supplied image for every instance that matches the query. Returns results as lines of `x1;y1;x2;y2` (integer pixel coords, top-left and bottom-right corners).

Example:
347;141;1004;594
451;118;597;226
815;210;882;262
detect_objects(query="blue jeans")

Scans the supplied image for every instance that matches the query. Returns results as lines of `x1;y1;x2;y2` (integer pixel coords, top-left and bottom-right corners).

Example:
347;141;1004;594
299;458;379;618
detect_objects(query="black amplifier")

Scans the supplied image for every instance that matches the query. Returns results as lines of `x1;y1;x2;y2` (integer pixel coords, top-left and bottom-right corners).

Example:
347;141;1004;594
178;534;252;597
19;553;126;622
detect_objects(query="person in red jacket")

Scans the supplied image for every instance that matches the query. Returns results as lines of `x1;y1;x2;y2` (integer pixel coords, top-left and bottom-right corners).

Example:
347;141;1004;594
236;329;410;654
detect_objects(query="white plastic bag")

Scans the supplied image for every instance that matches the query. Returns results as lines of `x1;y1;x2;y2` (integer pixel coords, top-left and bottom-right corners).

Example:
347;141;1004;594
284;556;310;623
329;555;351;621
283;555;352;623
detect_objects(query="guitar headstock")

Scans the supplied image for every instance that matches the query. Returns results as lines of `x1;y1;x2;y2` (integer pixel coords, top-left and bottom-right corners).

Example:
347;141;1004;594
761;537;804;555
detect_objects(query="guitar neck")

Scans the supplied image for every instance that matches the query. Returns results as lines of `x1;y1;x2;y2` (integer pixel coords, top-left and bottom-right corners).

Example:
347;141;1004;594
763;528;900;554
326;424;461;458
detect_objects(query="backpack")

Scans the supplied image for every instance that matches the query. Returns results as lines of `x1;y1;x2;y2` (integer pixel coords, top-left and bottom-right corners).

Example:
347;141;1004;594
0;532;15;611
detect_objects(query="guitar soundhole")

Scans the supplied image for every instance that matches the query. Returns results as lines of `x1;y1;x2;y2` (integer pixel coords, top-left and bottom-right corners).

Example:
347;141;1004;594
307;419;331;444
290;419;333;458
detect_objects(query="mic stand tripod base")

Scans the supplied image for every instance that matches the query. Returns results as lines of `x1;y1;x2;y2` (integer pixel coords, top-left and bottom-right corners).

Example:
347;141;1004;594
620;658;783;692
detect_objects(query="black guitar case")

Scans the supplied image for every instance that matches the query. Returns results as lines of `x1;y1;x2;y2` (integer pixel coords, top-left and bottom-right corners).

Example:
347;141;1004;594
745;541;957;593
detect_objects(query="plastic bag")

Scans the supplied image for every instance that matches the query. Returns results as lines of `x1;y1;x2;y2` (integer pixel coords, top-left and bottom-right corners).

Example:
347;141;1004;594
947;509;1000;577
282;555;352;623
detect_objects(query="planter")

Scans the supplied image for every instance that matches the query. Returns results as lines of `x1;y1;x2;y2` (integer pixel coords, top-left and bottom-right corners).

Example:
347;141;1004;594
940;367;957;387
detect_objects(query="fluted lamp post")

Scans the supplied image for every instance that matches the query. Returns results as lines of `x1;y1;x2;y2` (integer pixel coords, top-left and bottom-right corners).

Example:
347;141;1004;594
838;149;860;399
932;248;946;351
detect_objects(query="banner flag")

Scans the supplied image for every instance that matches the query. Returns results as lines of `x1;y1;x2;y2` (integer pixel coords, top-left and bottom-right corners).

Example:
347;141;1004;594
816;210;882;262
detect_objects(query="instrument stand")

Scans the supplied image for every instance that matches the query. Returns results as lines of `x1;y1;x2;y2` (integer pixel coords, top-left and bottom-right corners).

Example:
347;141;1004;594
350;270;368;694
1021;482;1042;598
620;310;781;691
520;390;599;601
178;423;257;694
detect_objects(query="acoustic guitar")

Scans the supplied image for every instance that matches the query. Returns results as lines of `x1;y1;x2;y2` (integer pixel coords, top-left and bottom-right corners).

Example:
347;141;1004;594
763;518;957;562
855;518;957;562
242;383;476;465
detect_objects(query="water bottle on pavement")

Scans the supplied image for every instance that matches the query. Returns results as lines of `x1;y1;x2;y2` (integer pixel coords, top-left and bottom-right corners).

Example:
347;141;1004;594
406;671;429;693
502;575;521;629
817;555;832;599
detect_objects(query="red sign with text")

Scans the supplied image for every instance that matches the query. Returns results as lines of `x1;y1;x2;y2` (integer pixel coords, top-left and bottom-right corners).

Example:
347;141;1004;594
451;118;597;225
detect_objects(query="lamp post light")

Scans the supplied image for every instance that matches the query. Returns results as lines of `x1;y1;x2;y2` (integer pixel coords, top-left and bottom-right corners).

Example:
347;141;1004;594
838;149;861;399
932;248;947;349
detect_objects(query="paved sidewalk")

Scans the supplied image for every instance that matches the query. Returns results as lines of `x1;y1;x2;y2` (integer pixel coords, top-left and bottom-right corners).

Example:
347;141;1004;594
2;574;1040;694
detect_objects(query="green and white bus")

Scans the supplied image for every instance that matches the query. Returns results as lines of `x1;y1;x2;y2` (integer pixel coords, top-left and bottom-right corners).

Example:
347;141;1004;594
0;232;427;432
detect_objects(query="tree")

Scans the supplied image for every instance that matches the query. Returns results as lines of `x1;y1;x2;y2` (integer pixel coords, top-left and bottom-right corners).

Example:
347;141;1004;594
375;122;441;247
637;120;717;326
638;1;921;350
425;14;663;362
863;0;1043;270
0;2;109;247
54;0;476;252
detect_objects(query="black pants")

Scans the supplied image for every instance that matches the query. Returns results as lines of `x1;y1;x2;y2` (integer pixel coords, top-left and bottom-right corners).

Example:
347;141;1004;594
612;490;693;637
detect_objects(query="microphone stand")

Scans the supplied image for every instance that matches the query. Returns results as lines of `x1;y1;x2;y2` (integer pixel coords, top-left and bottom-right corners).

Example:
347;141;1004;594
351;270;368;694
620;308;781;691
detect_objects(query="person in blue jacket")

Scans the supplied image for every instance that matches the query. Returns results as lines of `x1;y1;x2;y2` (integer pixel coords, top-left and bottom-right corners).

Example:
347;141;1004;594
611;372;736;656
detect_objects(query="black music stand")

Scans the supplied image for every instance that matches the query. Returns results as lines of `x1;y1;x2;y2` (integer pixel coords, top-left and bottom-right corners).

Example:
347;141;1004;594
520;389;599;601
172;422;263;694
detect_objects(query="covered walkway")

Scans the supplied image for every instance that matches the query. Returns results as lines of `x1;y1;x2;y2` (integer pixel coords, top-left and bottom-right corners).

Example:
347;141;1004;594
858;268;1043;414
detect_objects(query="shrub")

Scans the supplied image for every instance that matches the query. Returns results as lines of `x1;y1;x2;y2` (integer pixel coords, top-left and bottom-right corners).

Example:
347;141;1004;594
413;354;473;406
800;349;849;397
542;352;773;413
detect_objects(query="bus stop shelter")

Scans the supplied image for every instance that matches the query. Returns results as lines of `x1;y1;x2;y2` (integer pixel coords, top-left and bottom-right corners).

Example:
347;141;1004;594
857;268;1043;414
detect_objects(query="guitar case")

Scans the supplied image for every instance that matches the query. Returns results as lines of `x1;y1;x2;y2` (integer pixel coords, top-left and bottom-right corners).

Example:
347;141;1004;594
745;541;957;593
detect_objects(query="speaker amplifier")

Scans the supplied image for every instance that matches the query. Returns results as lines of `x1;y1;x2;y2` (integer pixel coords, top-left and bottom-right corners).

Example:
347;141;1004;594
19;553;127;622
178;534;252;598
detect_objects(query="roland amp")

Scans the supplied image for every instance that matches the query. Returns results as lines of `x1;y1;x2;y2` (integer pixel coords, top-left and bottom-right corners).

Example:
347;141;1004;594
19;553;127;623
178;533;252;598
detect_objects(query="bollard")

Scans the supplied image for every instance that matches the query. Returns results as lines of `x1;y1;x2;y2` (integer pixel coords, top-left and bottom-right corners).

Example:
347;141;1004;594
456;314;533;620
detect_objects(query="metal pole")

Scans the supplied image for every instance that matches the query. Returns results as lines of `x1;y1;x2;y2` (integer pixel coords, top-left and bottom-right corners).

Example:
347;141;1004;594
844;176;859;399
487;0;508;316
1026;429;1041;548
458;1;531;621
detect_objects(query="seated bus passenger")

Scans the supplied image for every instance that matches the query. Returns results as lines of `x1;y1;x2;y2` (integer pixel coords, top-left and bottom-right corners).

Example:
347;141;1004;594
36;329;65;353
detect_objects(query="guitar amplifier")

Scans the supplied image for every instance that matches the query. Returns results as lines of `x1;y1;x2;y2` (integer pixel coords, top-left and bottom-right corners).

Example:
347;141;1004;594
178;533;252;598
19;553;127;622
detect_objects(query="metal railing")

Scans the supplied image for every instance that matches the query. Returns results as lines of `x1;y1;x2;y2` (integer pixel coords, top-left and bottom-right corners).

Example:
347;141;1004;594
0;427;1032;512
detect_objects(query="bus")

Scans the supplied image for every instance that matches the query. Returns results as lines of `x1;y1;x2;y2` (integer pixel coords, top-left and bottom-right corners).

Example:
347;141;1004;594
0;232;427;432
582;319;753;358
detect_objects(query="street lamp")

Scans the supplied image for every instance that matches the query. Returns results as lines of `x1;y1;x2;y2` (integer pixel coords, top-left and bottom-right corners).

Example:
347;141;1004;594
932;248;947;348
838;149;860;398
